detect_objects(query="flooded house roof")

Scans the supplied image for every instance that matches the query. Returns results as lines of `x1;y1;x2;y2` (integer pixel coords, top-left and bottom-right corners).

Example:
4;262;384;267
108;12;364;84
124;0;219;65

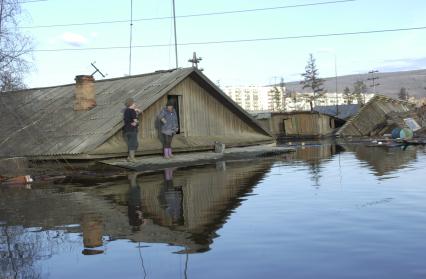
252;110;338;120
314;104;361;120
336;95;417;137
253;111;338;138
0;68;270;158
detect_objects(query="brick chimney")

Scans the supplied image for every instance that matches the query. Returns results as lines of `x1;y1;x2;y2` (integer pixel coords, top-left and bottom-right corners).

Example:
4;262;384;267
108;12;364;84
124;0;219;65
74;75;96;111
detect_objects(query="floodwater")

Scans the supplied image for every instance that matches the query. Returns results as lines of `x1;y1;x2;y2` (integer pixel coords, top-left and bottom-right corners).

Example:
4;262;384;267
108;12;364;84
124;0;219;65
1;143;426;279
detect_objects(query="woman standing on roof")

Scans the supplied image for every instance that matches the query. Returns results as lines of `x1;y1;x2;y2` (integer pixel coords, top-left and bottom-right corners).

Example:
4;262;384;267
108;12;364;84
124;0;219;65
123;98;141;162
158;100;179;159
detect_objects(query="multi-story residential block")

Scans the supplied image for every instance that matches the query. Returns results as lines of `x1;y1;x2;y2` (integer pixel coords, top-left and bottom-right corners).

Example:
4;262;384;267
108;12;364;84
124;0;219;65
223;85;374;112
224;86;273;112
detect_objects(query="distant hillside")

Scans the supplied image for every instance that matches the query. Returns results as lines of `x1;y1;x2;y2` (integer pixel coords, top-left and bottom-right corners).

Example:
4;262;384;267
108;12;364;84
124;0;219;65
284;69;426;98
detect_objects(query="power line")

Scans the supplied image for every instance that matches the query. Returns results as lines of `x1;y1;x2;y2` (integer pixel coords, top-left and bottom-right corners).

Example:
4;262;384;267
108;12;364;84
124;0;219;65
29;26;426;52
159;0;357;19
3;0;47;4
19;0;48;3
19;0;356;29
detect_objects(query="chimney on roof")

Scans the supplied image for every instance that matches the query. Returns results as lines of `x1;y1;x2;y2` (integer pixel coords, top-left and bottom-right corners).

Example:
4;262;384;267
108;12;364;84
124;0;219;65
74;75;96;111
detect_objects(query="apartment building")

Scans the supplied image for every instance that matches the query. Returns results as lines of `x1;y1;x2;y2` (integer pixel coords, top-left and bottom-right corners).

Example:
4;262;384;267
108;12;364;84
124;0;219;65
223;85;374;112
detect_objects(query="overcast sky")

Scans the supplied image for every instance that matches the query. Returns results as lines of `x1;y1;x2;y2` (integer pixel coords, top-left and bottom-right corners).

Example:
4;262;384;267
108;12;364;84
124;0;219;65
19;0;426;88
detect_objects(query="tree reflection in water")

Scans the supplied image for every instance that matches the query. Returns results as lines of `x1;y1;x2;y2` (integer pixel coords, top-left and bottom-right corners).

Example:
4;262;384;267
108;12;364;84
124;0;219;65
290;144;344;187
0;225;74;279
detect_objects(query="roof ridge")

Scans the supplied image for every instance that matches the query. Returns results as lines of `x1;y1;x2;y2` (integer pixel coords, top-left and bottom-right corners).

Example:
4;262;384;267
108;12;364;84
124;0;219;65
0;68;195;94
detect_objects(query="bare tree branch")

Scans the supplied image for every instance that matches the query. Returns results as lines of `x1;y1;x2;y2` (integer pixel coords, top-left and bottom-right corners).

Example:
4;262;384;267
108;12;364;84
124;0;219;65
0;0;33;92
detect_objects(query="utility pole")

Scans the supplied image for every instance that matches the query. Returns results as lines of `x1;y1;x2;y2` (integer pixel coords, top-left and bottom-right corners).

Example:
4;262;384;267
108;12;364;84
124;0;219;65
368;70;380;94
172;0;178;69
128;0;133;76
334;53;339;115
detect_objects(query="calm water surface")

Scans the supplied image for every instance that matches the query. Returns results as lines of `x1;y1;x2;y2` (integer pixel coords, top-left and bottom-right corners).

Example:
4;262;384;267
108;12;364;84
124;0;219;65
1;144;426;279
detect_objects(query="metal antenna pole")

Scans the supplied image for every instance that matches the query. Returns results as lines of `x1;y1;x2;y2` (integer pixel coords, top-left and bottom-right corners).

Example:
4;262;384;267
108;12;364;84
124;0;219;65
334;53;339;115
129;0;133;76
172;0;178;68
90;62;106;78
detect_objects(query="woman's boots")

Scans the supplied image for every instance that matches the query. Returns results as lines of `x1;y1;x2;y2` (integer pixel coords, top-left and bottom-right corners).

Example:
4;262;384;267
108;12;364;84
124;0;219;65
163;148;170;159
163;148;173;159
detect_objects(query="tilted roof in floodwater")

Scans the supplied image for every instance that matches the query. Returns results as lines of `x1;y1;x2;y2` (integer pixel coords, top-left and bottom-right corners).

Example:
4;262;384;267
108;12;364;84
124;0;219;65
336;95;416;137
0;68;270;158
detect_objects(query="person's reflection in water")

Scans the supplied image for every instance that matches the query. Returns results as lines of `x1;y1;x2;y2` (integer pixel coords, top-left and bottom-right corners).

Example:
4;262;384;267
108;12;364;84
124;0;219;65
81;213;104;255
128;173;144;231
158;168;184;226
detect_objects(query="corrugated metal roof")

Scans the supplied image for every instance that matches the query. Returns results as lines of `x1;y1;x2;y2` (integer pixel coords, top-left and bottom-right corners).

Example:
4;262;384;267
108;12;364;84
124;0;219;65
0;68;193;157
0;68;271;158
314;104;360;120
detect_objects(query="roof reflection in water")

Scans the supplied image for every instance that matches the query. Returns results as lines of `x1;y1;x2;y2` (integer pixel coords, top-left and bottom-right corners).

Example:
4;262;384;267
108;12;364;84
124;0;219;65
96;161;273;253
0;160;274;255
340;144;419;177
280;142;421;180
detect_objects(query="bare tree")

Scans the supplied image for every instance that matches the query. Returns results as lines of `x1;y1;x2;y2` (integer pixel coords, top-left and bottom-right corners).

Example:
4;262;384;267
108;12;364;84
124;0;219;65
0;0;33;92
0;224;75;279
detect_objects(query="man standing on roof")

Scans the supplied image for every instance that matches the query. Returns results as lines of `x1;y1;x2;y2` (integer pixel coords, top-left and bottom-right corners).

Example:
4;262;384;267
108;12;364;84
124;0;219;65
123;98;141;162
158;100;179;159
